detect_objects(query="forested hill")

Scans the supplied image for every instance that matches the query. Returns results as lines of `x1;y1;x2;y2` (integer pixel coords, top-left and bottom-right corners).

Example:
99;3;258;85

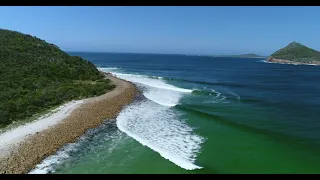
269;42;320;63
0;29;115;127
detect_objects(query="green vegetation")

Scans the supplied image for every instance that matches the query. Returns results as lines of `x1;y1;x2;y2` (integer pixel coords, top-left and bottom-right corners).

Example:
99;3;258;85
0;29;115;127
270;41;320;63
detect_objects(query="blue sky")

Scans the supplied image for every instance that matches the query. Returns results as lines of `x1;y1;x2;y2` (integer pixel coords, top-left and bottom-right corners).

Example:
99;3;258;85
0;6;319;55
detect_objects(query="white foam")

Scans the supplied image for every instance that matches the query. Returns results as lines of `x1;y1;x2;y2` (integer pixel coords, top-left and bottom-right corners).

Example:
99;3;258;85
28;123;129;174
260;60;320;66
116;99;204;170
210;89;222;98
99;68;184;106
227;91;240;103
95;69;203;170
142;86;183;107
28;142;80;174
107;72;192;107
111;73;192;93
108;71;204;170
98;67;121;71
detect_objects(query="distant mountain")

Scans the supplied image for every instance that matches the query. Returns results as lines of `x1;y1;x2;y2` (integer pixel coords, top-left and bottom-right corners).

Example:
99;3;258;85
213;54;266;58
267;42;320;65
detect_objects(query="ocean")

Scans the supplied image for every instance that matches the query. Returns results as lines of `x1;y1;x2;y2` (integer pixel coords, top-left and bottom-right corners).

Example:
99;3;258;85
30;52;320;174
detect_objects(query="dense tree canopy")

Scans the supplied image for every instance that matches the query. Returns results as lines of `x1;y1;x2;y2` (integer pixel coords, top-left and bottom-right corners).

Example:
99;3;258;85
0;29;115;127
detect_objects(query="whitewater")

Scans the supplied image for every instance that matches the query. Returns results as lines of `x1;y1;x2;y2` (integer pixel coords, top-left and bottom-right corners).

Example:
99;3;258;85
110;71;205;170
29;68;205;173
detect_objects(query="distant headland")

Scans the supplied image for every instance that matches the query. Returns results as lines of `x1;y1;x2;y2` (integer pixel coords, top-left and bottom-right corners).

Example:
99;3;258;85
212;54;266;58
267;42;320;65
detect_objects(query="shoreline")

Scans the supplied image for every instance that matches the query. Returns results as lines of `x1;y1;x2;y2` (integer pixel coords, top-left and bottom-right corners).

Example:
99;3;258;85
0;100;84;160
0;74;138;174
266;57;320;66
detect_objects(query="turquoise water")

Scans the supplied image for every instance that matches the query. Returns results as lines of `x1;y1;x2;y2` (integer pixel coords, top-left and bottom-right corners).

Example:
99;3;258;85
30;52;320;174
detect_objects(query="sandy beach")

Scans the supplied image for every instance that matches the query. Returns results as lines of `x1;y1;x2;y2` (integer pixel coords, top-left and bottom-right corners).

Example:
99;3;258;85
0;74;138;174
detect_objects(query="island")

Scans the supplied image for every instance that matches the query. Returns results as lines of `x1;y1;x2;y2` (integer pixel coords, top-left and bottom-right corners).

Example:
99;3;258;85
267;41;320;65
213;54;266;58
0;29;137;174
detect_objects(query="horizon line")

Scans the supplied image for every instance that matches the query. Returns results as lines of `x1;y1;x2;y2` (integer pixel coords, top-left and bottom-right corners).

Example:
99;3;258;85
65;50;270;57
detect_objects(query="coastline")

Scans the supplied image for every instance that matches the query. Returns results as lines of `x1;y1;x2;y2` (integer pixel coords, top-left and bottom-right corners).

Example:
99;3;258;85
0;100;84;160
266;57;320;66
0;73;138;174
